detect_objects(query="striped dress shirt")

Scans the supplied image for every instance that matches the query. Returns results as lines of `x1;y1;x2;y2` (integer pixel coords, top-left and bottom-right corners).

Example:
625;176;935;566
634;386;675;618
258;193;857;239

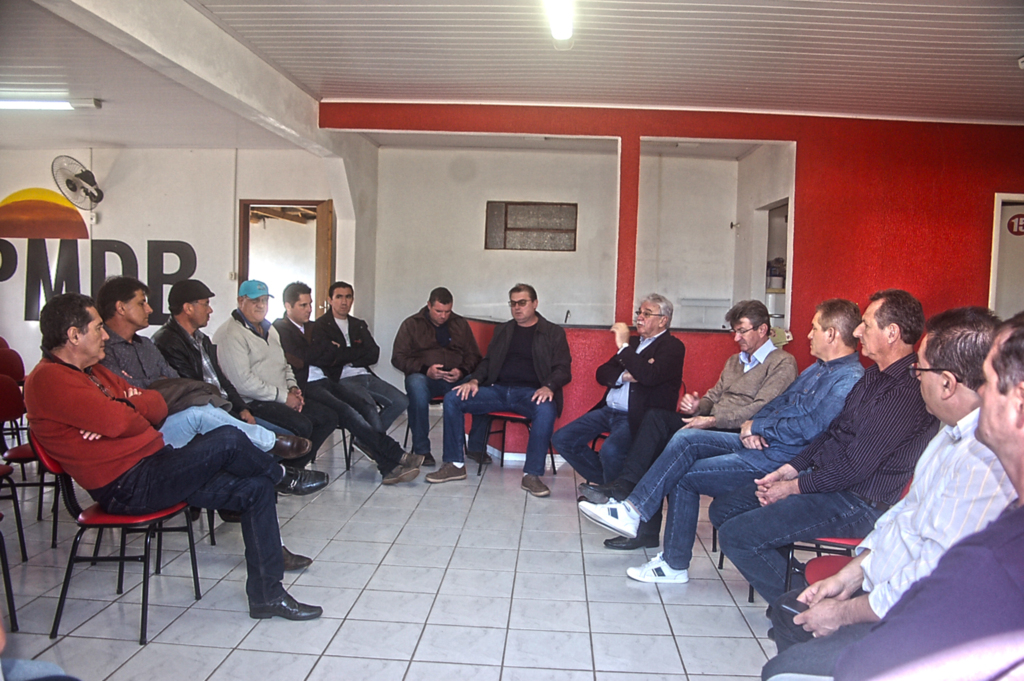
858;408;1015;617
788;352;938;504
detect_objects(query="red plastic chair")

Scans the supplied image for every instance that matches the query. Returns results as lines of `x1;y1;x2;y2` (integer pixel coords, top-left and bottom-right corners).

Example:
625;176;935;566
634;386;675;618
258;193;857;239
477;411;558;477
29;431;202;645
0;377;59;546
0;349;25;386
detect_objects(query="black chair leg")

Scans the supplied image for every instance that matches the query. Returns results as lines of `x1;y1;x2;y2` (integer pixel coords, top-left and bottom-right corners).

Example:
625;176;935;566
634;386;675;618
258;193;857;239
51;528;86;639
1;477;27;562
207;509;216;546
0;531;18;631
49;486;59;549
185;512;201;600
140;528;154;645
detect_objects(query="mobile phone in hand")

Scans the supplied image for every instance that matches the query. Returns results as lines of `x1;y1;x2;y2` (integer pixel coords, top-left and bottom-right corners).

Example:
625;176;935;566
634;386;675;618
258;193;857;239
780;600;809;616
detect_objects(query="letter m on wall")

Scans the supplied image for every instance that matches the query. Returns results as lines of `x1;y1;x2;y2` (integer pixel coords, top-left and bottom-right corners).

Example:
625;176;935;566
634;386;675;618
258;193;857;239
25;239;80;321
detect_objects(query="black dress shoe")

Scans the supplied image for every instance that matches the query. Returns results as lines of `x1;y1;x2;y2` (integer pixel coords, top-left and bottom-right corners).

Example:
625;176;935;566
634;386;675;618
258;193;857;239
271;435;312;460
579;480;634;504
275;468;329;495
421;452;437;467
604;535;659;550
218;509;243;523
249;591;323;620
282;546;312;571
188;506;202;522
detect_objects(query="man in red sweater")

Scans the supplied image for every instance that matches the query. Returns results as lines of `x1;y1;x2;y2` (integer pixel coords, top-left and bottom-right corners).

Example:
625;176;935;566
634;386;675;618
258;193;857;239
25;293;324;621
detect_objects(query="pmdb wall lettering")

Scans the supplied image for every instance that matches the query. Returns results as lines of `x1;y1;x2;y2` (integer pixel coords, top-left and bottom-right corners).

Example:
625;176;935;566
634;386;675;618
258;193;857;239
0;238;197;323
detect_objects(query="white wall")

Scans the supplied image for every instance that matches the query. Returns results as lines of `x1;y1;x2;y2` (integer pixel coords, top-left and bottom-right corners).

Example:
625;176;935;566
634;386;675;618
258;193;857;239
0;147;356;372
734;143;797;325
372;146;619;388
635;155;738;329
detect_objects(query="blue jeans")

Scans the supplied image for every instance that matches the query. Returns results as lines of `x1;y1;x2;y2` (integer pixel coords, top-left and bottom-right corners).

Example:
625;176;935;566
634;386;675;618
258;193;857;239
710;484;884;604
443;385;556;477
305;378;403;475
336;374;409;433
405;373;462;455
90;426;286;605
628;429;794;570
551;406;631;483
160;403;276;451
246;399;337;469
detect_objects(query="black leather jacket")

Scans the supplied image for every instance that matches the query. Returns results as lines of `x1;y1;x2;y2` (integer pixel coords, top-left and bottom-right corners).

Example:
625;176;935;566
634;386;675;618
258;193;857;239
469;313;573;416
152;317;249;415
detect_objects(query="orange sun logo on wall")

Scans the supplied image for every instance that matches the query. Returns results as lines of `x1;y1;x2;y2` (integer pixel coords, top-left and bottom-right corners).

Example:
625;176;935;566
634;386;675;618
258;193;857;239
0;188;88;239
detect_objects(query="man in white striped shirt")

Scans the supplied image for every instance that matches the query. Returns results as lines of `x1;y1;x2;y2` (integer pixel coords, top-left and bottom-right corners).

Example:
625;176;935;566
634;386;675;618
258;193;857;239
761;306;1018;680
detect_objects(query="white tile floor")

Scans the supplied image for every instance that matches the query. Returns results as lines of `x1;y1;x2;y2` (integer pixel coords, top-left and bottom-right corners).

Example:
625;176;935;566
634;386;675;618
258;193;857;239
0;412;773;680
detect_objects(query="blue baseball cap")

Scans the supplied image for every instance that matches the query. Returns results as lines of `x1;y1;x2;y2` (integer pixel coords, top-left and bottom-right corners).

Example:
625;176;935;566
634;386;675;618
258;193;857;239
238;280;273;299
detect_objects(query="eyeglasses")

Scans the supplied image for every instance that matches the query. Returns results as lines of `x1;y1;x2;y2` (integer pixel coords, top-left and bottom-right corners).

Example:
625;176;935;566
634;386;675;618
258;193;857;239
732;327;755;336
909;363;962;382
635;309;665;319
509;299;532;308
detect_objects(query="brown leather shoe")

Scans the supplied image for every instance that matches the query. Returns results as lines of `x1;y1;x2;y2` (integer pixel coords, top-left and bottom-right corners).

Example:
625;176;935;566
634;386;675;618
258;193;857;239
465;450;492;465
400;452;425;469
271;435;312;460
521;474;550;497
282;546;312;571
382;464;420;485
425;462;468;483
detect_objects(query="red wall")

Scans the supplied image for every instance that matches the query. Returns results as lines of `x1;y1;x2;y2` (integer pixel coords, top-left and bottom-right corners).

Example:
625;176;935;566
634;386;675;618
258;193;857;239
322;103;1024;371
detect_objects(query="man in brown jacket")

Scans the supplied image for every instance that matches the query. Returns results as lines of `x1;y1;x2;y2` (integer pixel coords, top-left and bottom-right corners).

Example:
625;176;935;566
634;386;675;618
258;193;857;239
392;287;482;466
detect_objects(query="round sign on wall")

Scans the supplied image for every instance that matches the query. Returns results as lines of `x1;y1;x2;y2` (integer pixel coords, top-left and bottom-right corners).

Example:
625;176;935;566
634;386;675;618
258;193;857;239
1008;214;1024;236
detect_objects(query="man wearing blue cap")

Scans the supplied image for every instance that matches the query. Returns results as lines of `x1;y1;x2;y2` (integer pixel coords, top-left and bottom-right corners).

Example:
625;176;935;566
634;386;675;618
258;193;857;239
214;280;337;472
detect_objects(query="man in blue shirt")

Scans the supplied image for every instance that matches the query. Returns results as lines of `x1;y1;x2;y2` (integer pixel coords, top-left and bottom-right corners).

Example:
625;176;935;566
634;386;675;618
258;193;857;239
580;299;865;585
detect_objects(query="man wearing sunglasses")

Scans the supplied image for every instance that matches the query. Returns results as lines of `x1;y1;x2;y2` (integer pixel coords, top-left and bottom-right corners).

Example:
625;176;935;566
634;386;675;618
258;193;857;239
428;283;572;497
551;293;684;487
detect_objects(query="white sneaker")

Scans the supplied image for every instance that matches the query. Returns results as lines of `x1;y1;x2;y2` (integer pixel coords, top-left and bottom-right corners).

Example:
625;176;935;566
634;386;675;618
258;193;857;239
626;552;689;584
578;500;640;538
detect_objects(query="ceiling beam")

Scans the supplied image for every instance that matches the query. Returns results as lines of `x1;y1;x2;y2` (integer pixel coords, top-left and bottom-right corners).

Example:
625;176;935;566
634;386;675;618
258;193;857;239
29;0;345;157
251;207;310;225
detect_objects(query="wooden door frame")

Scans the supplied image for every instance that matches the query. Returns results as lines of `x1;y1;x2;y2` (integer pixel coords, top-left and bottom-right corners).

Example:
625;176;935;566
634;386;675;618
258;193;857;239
238;199;335;313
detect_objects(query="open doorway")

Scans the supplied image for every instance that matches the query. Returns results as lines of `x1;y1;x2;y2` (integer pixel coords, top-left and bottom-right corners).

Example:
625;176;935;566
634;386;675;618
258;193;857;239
238;199;334;319
989;193;1024;319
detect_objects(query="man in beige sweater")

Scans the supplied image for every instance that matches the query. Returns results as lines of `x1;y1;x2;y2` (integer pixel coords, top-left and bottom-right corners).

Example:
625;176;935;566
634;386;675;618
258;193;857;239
579;299;798;549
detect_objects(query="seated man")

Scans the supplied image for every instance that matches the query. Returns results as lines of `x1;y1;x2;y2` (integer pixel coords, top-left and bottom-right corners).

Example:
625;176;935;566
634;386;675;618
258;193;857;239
313;281;409;442
709;289;938;605
391;286;482;467
96;275;308;456
428;283;572;498
761;307;1015;681
154;279;287;434
24;293;325;620
213;280;337;470
811;311;1024;681
274;281;420;484
552;293;684;485
580;299;799;549
580;298;864;579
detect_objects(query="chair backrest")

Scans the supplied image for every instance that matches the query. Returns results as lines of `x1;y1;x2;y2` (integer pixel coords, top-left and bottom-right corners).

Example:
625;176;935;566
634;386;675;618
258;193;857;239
0;337;8;349
0;375;25;422
0;349;25;383
28;430;84;519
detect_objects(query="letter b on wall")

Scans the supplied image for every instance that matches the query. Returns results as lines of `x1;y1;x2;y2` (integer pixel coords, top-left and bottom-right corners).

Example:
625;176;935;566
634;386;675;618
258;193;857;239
147;241;197;325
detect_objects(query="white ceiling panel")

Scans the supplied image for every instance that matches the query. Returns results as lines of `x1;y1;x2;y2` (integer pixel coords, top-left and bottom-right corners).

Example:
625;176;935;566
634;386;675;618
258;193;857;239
196;0;1024;124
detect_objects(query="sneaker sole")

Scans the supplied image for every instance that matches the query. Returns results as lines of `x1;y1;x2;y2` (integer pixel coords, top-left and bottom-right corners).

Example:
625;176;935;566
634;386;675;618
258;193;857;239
425;470;468;483
578;503;638;538
626;566;689;584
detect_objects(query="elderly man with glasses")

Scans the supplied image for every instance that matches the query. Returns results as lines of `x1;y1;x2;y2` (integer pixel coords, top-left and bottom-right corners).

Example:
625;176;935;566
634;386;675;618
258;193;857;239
579;299;799;550
428;283;572;497
551;294;685;486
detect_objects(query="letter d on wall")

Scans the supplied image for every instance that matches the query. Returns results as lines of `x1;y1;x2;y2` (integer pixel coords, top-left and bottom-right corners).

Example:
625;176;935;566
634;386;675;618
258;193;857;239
147;241;197;325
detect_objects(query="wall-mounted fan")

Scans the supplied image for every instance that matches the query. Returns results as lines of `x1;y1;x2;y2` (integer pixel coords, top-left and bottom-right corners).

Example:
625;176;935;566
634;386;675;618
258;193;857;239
51;155;104;210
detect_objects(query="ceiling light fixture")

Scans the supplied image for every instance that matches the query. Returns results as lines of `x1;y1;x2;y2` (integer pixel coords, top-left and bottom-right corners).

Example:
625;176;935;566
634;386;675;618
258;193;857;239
0;98;100;111
543;0;574;41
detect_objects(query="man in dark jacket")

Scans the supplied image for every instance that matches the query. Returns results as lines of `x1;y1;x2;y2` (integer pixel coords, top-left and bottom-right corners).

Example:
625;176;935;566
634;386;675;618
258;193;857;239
551;293;684;486
391;286;483;466
273;281;420;485
312;281;409;441
428;283;572;497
